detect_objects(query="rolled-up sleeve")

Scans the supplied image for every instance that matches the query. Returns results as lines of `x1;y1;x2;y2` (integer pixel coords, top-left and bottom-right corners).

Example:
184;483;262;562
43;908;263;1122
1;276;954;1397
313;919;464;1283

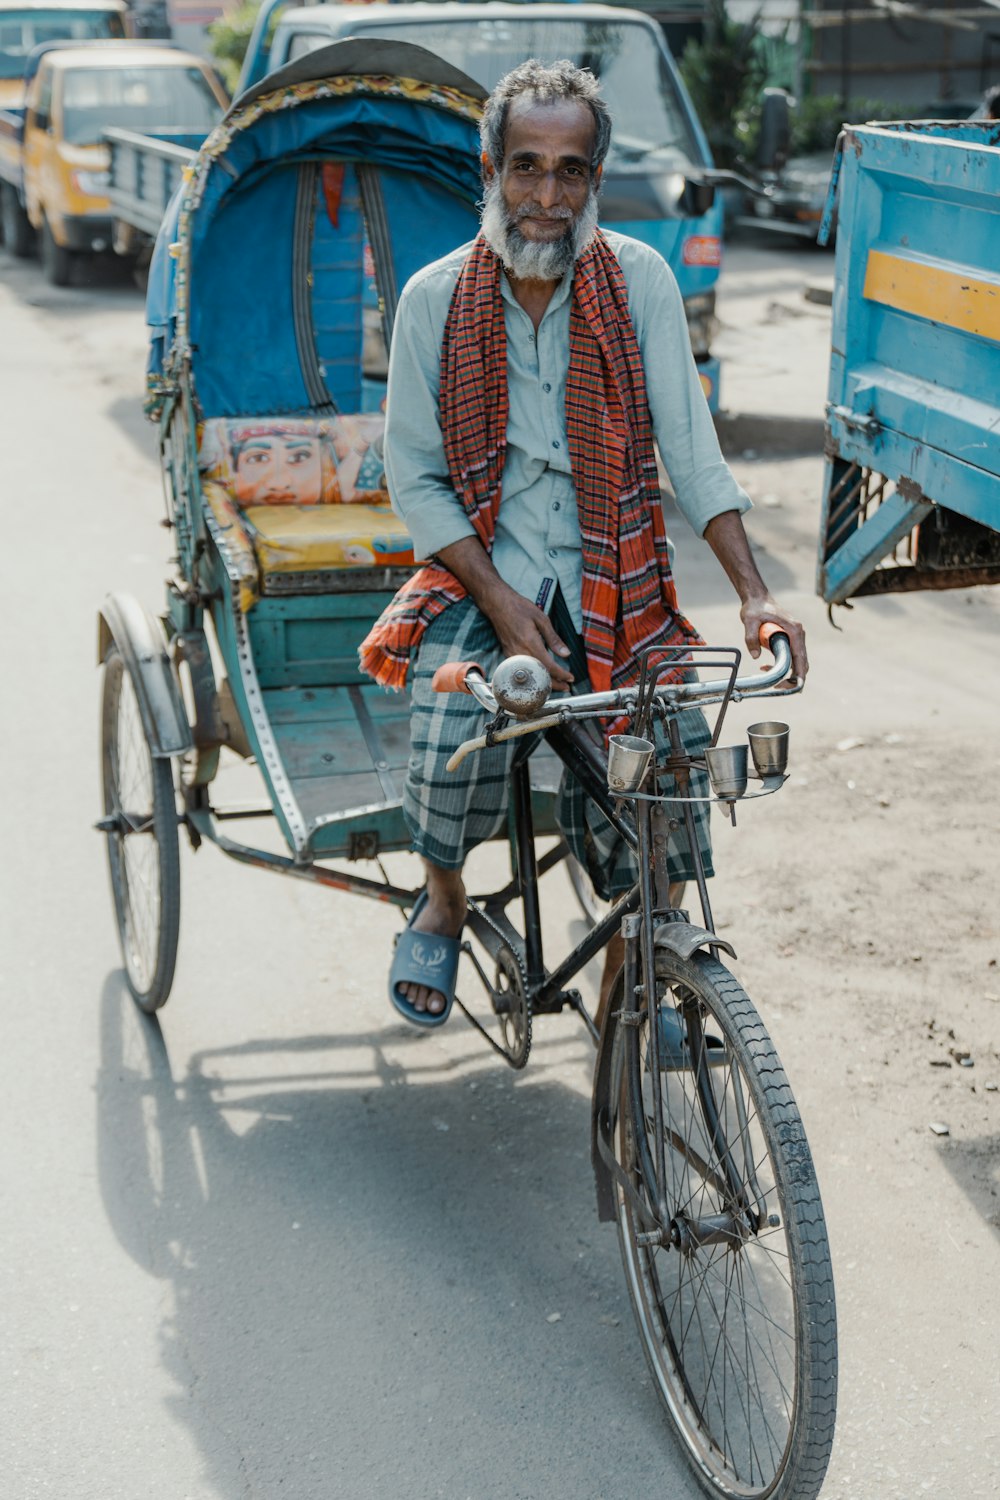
383;273;477;561
630;247;751;537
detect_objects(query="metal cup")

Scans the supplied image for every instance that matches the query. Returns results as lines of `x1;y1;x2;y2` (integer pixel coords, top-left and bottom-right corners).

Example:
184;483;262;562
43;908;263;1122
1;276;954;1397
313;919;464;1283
607;734;655;794
704;743;749;799
747;721;790;778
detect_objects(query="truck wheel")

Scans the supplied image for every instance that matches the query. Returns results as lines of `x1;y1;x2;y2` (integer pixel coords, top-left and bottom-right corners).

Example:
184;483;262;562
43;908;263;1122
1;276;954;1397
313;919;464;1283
40;216;74;286
1;183;35;258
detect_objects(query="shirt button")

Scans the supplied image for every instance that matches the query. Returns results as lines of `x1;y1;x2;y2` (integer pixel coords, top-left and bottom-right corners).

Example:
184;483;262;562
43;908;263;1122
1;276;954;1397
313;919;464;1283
542;382;551;393
552;440;560;450
547;548;557;558
552;501;561;512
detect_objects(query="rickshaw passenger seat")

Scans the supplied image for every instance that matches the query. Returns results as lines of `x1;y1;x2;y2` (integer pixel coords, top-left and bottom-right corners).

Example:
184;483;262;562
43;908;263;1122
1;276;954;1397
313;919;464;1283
197;414;415;603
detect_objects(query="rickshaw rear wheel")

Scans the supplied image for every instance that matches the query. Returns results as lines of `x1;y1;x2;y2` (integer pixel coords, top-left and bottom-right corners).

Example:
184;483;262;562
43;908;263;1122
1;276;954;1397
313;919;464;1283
101;645;181;1013
566;853;610;928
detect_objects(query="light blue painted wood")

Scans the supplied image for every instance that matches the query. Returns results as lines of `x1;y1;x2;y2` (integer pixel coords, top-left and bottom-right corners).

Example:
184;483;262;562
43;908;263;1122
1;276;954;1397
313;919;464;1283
819;488;932;604
819;120;1000;602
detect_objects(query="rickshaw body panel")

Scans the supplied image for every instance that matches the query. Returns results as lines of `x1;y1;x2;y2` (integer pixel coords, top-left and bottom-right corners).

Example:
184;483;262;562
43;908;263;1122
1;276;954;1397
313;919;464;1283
818;119;1000;604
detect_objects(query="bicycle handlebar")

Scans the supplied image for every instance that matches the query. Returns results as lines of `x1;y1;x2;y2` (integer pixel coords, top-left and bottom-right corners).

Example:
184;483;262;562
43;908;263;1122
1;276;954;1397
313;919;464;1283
440;631;795;719
439;631;798;772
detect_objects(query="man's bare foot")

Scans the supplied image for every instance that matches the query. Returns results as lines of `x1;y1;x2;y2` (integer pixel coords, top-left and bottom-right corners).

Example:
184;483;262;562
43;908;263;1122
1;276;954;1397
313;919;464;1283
398;864;467;1017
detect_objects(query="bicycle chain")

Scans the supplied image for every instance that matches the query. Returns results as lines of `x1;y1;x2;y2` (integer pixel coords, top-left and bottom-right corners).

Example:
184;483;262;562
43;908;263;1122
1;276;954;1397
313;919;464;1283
454;904;532;1070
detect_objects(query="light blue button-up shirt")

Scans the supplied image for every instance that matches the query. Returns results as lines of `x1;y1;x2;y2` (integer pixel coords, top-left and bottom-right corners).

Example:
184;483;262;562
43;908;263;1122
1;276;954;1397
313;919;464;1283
384;230;750;631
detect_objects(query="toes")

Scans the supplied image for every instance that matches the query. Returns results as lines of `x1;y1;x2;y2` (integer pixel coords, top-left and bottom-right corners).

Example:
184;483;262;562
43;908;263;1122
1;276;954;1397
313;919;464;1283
399;982;426;1011
395;980;446;1017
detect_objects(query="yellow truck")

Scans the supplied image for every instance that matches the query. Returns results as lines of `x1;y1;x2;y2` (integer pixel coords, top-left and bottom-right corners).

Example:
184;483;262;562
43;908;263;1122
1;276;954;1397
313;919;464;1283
0;0;126;108
0;38;226;279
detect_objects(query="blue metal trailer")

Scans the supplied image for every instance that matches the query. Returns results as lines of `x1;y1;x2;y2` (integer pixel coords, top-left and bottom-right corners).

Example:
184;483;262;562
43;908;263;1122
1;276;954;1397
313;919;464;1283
817;119;1000;605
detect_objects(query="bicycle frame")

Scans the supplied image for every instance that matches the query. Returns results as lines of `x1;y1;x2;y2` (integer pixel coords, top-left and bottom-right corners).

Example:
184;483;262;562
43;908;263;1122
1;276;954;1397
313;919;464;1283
457;641;783;1245
465;644;746;1034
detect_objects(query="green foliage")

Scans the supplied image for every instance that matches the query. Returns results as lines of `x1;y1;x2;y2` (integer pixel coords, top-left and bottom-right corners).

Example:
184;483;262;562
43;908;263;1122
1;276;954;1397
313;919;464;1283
680;0;768;167
208;1;264;94
724;86;917;169
789;94;913;155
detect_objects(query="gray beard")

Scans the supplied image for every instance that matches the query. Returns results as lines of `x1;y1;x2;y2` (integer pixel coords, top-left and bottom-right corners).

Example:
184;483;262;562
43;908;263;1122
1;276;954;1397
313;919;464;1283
480;174;599;280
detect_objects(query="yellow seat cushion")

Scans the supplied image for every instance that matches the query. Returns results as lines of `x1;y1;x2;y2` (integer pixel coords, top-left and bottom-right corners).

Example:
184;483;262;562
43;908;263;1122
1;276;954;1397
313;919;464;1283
242;503;415;572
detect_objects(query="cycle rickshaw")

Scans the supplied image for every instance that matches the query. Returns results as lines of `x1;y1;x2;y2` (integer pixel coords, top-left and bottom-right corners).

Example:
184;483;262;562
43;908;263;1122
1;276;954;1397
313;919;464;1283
98;39;837;1499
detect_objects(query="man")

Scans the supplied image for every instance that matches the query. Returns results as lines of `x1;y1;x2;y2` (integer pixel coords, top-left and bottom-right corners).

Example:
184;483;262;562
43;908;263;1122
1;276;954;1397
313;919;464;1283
360;59;807;1025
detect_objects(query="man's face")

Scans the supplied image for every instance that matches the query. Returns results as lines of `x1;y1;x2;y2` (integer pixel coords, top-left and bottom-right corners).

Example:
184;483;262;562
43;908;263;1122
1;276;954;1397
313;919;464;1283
484;97;600;244
480;97;603;278
233;433;322;505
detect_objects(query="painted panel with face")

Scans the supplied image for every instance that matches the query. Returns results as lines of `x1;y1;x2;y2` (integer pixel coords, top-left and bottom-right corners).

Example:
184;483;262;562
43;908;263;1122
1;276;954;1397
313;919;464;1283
197;415;388;508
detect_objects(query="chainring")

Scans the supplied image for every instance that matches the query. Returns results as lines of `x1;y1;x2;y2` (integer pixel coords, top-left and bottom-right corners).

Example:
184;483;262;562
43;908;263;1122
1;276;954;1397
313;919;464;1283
492;944;532;1070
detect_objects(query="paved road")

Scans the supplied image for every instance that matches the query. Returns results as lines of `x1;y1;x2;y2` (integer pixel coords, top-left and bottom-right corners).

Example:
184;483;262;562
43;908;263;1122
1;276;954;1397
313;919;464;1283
1;241;997;1499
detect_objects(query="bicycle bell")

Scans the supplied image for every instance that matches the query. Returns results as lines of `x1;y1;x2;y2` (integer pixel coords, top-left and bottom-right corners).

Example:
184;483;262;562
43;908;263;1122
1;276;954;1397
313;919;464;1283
491;655;552;718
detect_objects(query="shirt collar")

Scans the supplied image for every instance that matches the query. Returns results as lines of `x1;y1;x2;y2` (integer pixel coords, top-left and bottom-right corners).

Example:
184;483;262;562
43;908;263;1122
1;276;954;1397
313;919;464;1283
499;262;576;319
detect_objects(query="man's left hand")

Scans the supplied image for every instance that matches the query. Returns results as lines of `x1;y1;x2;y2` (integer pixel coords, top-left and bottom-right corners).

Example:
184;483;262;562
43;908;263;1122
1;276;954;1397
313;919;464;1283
740;595;808;685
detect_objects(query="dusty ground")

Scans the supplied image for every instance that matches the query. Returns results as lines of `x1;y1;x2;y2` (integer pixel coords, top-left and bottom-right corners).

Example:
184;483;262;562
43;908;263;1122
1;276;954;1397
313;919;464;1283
673;436;1000;1497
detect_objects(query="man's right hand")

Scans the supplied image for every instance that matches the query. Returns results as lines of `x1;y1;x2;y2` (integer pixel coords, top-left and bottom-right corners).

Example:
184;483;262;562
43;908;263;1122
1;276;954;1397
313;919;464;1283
434;537;575;689
490;592;574;689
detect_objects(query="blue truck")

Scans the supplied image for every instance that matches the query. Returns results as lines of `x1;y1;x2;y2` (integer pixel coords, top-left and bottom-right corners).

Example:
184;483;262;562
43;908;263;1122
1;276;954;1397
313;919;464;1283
112;0;729;408
817;117;1000;603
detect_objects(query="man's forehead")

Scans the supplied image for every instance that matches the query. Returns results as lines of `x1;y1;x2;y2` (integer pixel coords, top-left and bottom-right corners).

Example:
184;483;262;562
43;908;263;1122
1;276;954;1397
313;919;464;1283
504;95;596;156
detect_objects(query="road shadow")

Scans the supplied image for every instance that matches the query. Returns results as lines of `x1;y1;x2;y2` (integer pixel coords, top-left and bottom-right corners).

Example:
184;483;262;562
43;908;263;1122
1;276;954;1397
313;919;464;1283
936;1132;1000;1236
1;243;143;297
664;493;800;599
95;973;701;1500
105;392;160;462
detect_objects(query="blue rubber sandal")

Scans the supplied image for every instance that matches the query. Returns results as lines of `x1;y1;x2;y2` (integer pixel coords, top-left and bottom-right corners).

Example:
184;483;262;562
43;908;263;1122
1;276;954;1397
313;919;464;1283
389;892;463;1029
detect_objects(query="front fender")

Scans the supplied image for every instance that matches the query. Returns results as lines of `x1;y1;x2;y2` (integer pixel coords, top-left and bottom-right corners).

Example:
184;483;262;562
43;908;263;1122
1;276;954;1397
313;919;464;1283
590;920;736;1222
98;592;192;759
654;920;736;963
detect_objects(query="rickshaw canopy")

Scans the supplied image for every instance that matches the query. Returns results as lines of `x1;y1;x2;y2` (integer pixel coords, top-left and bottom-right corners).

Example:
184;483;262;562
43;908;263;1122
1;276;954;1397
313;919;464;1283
146;38;486;420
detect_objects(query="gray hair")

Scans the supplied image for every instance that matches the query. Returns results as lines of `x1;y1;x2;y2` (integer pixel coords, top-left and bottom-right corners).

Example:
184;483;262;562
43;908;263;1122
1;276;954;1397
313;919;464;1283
480;59;613;172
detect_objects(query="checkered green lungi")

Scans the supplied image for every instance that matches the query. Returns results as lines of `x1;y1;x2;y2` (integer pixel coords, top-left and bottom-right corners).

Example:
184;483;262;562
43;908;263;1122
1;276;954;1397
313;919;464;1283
404;596;714;901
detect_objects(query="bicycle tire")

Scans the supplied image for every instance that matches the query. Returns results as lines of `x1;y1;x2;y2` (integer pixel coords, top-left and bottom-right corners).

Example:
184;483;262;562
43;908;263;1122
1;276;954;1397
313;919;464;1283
566;852;610;928
611;948;837;1500
101;646;181;1013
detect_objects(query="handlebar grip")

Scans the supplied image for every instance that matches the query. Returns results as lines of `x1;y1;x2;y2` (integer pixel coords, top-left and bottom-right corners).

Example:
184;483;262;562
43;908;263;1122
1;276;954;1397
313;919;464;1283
431;660;483;695
758;623;789;653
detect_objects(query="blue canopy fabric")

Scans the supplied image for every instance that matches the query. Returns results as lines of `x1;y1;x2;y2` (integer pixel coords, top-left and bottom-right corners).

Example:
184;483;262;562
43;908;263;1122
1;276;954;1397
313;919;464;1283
146;40;484;421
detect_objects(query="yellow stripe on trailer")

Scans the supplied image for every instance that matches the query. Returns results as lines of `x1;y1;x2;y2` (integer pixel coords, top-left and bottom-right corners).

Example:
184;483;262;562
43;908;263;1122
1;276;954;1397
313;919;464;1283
863;249;1000;342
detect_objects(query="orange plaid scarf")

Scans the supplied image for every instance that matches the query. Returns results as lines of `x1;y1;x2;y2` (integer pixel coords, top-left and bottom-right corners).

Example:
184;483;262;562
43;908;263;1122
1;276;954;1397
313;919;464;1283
358;230;700;691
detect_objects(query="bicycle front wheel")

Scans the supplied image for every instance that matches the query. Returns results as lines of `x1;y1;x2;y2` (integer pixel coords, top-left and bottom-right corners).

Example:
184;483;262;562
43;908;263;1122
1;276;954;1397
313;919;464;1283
612;948;837;1500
